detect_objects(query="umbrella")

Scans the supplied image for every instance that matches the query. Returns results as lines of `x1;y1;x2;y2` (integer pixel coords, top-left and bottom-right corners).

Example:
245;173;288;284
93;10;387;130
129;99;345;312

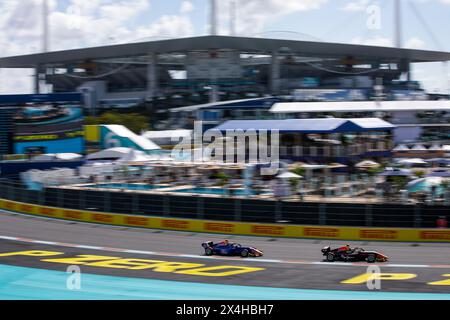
392;144;410;151
397;158;427;166
276;172;302;179
411;144;427;151
429;144;443;151
355;160;380;169
297;164;327;169
407;177;446;195
117;149;152;163
327;163;348;169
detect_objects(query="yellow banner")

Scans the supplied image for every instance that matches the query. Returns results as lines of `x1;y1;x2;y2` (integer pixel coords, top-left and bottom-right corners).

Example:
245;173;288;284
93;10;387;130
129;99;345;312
1;198;449;243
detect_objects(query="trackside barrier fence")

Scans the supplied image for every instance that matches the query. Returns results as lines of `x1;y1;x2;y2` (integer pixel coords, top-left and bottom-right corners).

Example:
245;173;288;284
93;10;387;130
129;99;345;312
0;179;449;242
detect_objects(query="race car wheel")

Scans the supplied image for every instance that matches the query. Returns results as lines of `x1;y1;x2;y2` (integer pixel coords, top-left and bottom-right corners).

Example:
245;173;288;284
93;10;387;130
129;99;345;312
367;254;376;263
326;253;335;262
205;248;213;256
241;250;249;258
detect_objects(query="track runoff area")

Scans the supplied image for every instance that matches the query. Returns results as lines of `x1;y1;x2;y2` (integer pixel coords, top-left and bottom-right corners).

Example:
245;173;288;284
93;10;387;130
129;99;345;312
0;209;450;300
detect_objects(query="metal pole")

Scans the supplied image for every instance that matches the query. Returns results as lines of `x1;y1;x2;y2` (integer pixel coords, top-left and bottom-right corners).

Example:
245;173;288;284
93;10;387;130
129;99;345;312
234;199;241;221
319;203;326;225
42;0;49;52
270;51;281;94
34;65;40;94
275;200;282;222
146;53;158;99
210;0;218;35
365;205;372;227
414;204;421;228
163;195;169;217
394;0;402;48
197;197;204;219
104;192;111;212
230;0;236;36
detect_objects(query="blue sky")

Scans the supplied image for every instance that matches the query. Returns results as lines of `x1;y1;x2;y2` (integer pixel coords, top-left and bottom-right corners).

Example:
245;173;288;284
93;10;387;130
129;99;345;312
0;0;449;94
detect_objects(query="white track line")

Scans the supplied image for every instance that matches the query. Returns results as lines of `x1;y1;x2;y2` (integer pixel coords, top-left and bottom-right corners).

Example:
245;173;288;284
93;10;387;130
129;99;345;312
74;245;104;250
0;235;448;269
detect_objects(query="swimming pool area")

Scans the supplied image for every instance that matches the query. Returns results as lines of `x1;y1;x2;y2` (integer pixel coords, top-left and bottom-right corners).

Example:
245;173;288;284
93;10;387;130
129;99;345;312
90;183;170;191
88;183;270;196
171;187;269;196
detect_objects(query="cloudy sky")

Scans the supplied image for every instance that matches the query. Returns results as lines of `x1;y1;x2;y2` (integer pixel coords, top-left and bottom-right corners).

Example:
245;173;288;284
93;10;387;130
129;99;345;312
0;0;449;94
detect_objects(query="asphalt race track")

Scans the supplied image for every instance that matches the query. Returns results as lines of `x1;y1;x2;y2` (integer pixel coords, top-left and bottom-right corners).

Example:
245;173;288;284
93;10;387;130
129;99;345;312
1;210;450;299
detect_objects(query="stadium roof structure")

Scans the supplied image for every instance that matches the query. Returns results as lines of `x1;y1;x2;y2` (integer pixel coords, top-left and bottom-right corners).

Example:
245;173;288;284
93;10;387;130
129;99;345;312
171;97;277;113
1;36;450;68
212;118;395;134
270;100;450;113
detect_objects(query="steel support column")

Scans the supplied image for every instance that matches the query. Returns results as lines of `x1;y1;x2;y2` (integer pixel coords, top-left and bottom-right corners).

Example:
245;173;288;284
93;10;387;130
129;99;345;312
270;51;281;94
146;53;159;99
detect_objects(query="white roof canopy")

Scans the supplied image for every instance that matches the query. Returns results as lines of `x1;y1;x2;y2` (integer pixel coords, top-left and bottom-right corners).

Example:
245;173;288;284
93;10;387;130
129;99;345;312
117;149;152;163
86;147;133;160
270;100;450;114
142;130;192;140
393;144;410;151
276;172;302;179
32;153;82;161
355;160;380;168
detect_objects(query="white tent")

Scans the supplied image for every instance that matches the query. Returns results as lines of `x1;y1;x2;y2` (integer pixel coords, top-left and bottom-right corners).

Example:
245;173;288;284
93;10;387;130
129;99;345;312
117;149;152;163
429;144;443;151
327;163;348;169
398;158;428;166
33;153;82;161
355;160;380;168
86;147;133;161
411;144;427;151
276;172;302;179
142;130;192;146
392;144;410;151
297;164;327;169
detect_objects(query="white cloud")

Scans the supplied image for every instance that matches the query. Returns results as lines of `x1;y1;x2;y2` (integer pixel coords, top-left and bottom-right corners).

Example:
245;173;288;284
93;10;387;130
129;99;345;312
99;0;150;22
351;36;393;47
351;36;427;50
180;1;194;14
0;0;195;93
405;37;426;49
0;69;34;94
343;0;371;11
133;14;195;40
215;0;328;36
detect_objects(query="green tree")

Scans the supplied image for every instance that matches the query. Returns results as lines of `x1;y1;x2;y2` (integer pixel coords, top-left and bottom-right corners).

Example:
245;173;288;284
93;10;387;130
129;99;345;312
414;170;426;178
211;172;230;186
366;166;383;177
389;176;408;189
291;167;305;177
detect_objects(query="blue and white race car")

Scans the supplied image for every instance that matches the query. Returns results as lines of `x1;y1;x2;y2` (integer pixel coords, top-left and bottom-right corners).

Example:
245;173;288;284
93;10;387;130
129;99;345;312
202;241;263;257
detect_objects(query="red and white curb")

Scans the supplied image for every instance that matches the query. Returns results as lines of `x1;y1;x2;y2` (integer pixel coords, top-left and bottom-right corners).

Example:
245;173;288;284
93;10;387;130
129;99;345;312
0;235;448;269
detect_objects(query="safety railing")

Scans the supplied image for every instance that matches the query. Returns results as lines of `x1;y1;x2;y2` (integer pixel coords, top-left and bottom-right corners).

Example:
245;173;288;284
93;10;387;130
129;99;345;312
0;178;448;229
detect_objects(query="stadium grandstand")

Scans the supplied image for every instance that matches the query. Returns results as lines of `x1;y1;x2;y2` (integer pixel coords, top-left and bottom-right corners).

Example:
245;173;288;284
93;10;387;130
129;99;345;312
0;35;450;114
